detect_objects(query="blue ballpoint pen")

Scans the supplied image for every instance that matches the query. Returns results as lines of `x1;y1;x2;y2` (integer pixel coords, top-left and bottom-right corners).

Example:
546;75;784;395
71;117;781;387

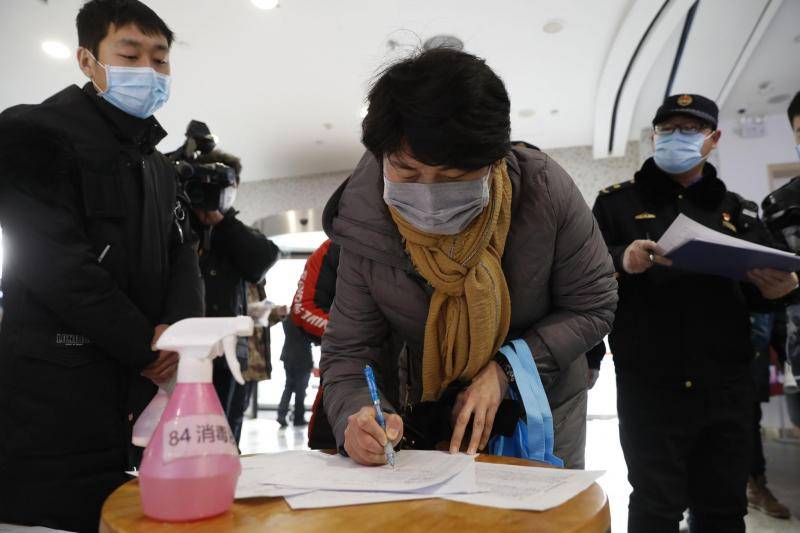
363;365;396;468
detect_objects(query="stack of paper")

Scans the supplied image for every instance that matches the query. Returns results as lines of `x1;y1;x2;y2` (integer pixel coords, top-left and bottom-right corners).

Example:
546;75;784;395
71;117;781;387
238;449;476;497
128;450;604;511
234;450;603;512
657;214;800;280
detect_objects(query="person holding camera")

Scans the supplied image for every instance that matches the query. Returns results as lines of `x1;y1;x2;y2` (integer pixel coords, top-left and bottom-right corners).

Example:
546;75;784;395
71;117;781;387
0;1;203;530
186;148;280;444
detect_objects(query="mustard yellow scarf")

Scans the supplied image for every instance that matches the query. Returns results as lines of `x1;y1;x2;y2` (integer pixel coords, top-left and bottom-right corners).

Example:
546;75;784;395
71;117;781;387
389;160;512;400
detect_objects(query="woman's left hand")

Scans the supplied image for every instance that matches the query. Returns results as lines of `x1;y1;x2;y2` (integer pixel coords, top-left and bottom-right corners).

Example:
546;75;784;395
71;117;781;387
450;361;509;454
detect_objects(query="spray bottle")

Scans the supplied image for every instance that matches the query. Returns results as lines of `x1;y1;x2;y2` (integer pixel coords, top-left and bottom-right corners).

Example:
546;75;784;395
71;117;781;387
131;298;275;448
132;374;177;448
138;316;253;522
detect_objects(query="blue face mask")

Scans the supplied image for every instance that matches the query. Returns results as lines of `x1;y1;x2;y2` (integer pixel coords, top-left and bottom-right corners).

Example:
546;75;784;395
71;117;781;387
795;143;800;161
653;130;713;174
91;54;170;119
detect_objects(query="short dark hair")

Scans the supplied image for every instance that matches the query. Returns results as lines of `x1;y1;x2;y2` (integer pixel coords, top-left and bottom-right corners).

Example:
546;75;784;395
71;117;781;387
362;48;511;171
196;149;243;185
77;0;174;57
788;91;800;127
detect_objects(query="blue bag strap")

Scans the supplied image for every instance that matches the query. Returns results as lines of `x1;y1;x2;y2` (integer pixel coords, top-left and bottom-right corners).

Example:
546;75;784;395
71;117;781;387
500;385;532;456
499;343;545;459
510;339;561;467
501;340;564;467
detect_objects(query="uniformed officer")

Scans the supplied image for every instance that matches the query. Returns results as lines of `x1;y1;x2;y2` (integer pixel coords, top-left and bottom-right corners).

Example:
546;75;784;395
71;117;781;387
592;94;798;533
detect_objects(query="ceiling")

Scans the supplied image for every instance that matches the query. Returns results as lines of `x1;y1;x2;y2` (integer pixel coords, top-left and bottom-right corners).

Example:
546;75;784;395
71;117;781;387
0;0;797;181
720;0;800;118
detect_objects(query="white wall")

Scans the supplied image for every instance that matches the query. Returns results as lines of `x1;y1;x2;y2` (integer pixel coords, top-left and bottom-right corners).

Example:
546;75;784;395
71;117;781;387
716;113;798;208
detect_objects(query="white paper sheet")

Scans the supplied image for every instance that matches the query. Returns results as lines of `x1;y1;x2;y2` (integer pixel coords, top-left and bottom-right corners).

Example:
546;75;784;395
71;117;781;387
444;463;604;511
658;214;797;257
284;457;479;509
236;454;312;499
255;449;476;492
285;490;431;509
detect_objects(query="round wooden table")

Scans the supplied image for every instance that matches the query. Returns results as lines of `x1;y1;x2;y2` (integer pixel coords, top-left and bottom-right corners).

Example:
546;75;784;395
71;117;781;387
101;455;610;532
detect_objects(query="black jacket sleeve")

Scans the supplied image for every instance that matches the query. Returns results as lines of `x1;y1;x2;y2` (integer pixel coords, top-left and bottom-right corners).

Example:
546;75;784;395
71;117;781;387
736;197;797;312
161;193;205;325
585;342;606;370
208;212;280;283
0;120;156;370
592;196;628;274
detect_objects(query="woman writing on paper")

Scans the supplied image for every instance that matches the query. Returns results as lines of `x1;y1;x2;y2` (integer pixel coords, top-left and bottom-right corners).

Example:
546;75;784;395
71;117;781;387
319;49;617;468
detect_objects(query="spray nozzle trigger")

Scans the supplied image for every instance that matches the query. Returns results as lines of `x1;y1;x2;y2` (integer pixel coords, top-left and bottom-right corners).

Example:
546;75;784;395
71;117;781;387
223;335;245;385
155;317;254;384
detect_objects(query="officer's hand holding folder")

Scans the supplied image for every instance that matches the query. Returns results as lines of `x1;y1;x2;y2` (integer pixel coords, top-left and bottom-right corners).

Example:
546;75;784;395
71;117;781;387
656;214;800;281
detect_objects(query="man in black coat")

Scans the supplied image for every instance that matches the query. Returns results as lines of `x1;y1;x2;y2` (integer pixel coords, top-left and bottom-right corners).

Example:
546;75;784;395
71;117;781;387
0;2;203;531
189;149;280;444
593;94;798;532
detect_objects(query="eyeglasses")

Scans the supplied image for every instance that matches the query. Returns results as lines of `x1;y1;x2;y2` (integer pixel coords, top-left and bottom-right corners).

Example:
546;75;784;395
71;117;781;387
654;124;713;135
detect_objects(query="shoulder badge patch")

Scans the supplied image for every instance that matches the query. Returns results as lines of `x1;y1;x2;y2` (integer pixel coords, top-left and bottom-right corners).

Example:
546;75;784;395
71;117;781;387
599;179;635;195
722;213;738;232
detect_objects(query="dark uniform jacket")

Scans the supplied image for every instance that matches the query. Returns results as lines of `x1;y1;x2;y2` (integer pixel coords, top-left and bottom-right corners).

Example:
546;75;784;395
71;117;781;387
592;157;778;390
0;84;203;531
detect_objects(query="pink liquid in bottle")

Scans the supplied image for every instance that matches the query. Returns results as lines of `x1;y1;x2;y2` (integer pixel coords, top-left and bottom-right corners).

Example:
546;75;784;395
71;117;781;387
139;383;241;522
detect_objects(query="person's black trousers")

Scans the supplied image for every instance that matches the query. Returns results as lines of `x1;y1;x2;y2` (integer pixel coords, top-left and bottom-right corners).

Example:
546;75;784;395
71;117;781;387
750;401;766;478
277;364;312;422
617;377;753;533
213;356;256;444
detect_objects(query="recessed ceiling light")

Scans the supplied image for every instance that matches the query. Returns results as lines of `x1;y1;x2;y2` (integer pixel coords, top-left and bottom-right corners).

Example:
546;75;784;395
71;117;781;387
768;93;791;104
359;105;369;119
543;20;564;34
518;109;535;118
251;0;279;10
550;109;559;115
323;123;333;130
41;40;70;59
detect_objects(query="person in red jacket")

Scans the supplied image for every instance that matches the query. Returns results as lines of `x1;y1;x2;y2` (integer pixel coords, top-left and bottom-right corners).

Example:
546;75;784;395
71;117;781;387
278;240;340;427
291;239;340;342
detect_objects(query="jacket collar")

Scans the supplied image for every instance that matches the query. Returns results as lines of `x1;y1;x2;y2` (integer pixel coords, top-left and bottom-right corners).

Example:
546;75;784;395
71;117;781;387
82;83;166;154
635;157;726;210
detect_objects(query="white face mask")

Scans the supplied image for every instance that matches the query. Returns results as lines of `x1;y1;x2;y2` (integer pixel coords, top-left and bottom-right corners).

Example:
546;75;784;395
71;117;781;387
88;51;170;119
383;166;491;235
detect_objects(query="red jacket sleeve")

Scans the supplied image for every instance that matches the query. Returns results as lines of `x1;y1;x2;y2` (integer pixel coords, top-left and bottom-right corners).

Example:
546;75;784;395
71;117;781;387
291;240;333;339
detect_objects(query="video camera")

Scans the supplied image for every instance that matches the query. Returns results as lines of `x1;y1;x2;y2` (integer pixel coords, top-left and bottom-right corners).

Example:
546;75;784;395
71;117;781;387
169;120;237;212
762;177;800;252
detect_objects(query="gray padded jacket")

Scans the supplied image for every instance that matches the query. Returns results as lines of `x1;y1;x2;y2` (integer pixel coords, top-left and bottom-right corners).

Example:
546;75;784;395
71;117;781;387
320;146;617;468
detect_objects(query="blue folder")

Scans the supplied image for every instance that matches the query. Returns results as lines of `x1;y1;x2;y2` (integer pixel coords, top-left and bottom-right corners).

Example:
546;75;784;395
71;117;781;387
666;239;800;281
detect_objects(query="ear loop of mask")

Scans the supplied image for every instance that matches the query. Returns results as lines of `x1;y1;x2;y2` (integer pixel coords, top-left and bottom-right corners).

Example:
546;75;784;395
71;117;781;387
83;49;108;94
699;130;718;163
